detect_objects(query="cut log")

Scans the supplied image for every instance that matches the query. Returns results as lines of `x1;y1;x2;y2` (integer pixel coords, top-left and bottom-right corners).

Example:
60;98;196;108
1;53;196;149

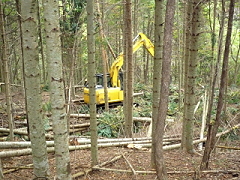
0;123;238;158
0;127;54;140
69;127;88;133
0;141;149;158
70;113;174;122
0;128;27;135
70;122;90;128
0;141;54;149
0;137;152;149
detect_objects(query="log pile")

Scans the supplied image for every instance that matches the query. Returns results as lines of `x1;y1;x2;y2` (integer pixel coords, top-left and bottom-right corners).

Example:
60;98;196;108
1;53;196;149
0;121;92;140
0;123;239;159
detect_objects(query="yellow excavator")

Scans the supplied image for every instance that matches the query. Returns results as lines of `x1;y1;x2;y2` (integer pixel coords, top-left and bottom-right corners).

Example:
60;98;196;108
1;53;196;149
83;33;154;106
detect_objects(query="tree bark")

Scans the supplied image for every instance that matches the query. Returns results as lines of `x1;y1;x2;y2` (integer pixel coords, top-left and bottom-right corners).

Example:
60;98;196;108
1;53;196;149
151;0;164;168
124;0;133;138
96;0;109;111
42;0;71;179
154;1;175;179
87;0;98;166
182;0;201;154
21;0;50;178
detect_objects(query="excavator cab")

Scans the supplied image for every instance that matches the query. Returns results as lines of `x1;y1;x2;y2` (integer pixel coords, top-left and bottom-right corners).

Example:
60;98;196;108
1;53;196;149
84;74;110;88
95;73;115;88
95;74;104;89
83;72;124;105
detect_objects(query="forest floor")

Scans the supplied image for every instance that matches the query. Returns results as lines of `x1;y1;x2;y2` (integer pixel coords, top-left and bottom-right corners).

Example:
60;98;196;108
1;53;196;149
0;92;240;180
2;141;240;180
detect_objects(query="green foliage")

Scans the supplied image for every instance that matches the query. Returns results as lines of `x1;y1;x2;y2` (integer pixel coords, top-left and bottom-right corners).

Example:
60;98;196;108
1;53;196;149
60;0;87;32
78;104;90;114
168;97;178;116
97;107;124;138
134;97;152;117
42;101;51;113
134;83;180;117
41;84;49;92
228;106;239;115
219;126;240;141
95;82;182;138
134;83;153;117
227;88;240;104
43;118;50;131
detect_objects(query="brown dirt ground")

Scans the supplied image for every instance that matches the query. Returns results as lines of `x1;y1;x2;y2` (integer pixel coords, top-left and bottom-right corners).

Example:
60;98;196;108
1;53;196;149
0;92;240;180
2;143;240;180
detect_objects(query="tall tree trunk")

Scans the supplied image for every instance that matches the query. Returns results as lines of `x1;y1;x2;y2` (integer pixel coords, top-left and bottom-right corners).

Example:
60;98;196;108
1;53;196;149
182;1;192;152
204;0;226;156
96;0;109;111
201;0;235;170
87;0;98;166
151;0;163;168
21;0;50;178
0;159;3;179
206;0;225;141
124;0;133;138
181;0;201;154
231;32;240;84
154;1;175;179
15;0;25;95
42;0;71;179
0;0;14;141
37;1;46;85
177;2;187;112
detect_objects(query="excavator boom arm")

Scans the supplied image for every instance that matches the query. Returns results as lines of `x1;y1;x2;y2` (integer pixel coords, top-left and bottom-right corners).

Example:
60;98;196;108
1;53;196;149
109;33;154;87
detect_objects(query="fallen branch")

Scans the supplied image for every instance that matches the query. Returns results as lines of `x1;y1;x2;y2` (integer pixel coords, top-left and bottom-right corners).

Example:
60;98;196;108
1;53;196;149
3;164;33;175
95;154;123;168
215;145;240;150
71;168;91;179
122;154;136;175
92;167;155;174
93;168;240;175
168;169;240;174
72;154;123;179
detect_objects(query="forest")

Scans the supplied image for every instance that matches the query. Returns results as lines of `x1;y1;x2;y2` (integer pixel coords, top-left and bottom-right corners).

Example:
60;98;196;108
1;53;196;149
0;0;239;180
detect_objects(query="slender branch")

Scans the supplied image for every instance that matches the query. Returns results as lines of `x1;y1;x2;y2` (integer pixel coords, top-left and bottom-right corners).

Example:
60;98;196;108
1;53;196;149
122;154;136;175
